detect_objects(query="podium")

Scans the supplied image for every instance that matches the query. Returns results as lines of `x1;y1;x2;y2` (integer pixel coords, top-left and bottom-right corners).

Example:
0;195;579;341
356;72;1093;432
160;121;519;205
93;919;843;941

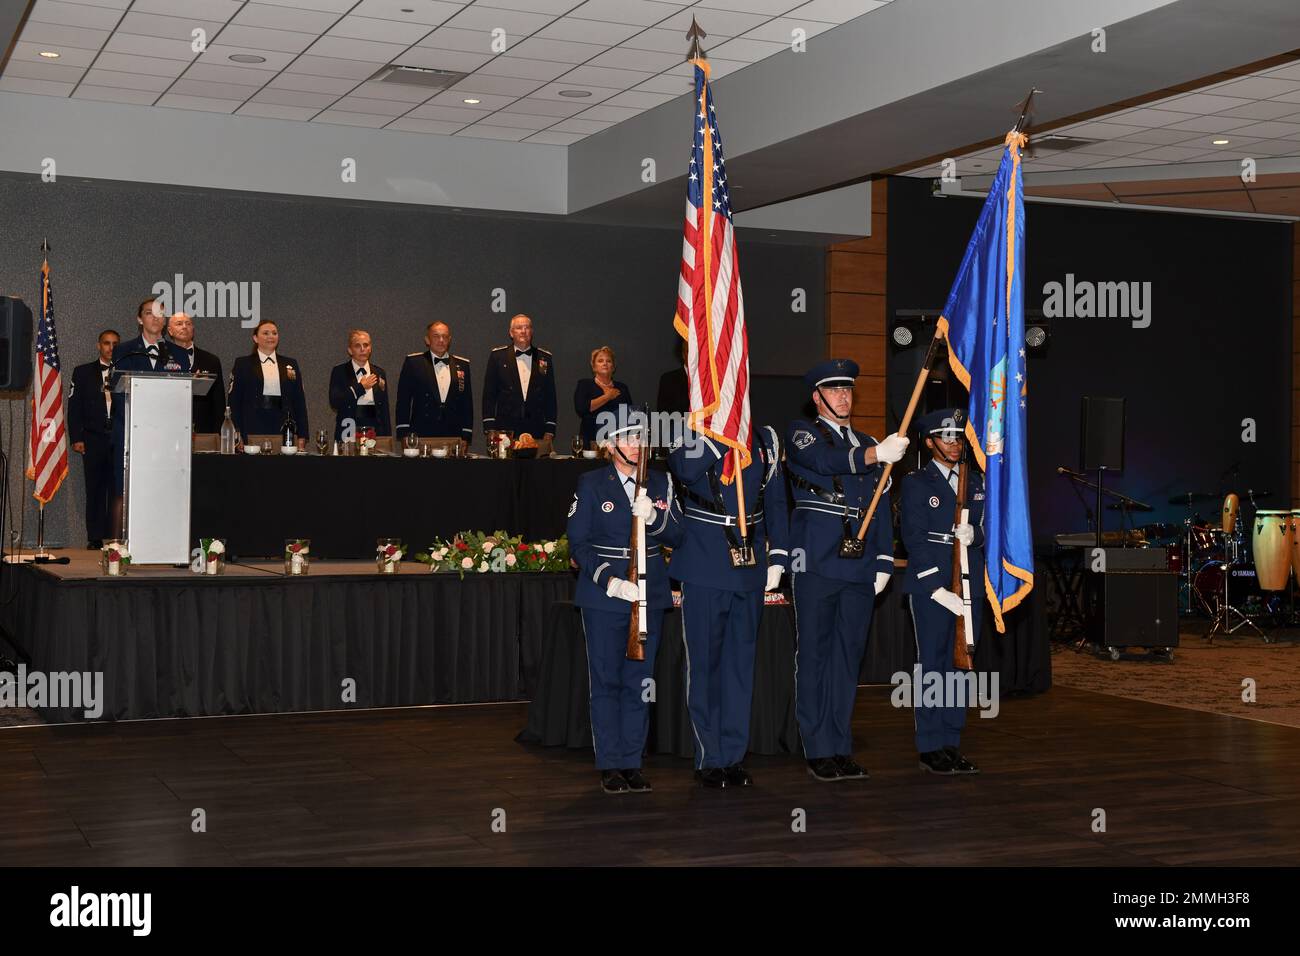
113;371;215;564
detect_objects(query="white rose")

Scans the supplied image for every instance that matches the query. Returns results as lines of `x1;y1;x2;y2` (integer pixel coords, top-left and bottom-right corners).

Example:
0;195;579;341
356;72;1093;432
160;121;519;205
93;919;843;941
505;553;517;566
478;561;489;573
543;541;555;554
461;556;473;569
207;540;225;555
389;550;403;562
483;538;497;549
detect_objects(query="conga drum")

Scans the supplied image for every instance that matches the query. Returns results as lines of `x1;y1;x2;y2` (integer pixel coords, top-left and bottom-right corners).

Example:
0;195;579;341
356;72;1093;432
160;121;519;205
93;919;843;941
1291;510;1300;582
1252;510;1292;591
1221;493;1240;533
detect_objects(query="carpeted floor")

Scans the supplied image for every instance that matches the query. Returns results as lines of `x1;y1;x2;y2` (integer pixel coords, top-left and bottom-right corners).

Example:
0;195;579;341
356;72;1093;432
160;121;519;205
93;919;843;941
1051;625;1300;728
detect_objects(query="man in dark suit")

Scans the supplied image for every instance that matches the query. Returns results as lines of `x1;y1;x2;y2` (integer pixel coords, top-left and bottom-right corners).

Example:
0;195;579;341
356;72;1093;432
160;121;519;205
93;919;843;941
68;329;119;548
165;311;226;433
227;319;308;447
329;329;391;440
394;321;471;443
481;313;556;441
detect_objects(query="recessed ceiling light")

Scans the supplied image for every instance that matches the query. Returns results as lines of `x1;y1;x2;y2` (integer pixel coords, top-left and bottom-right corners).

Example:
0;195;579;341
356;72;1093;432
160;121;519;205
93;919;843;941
38;50;60;59
1212;138;1230;145
229;53;266;64
401;7;414;11
463;97;480;104
557;89;591;98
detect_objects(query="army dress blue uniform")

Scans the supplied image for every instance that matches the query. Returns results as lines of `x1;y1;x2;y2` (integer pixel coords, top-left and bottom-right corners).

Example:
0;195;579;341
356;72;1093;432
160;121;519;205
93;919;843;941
786;362;896;773
567;455;682;783
668;427;789;782
899;409;985;764
482;344;556;438
394;350;473;441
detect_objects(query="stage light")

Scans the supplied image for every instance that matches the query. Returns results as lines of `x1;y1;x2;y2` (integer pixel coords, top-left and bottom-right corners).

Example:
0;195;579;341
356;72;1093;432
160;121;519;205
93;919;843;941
1025;325;1047;348
891;309;938;352
892;325;913;347
1025;311;1049;354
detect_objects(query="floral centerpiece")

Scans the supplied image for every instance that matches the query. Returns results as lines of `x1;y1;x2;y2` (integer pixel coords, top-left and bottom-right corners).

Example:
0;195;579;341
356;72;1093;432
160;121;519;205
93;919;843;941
359;426;378;456
284;538;311;576
377;538;404;574
416;530;568;577
199;538;226;576
101;540;131;576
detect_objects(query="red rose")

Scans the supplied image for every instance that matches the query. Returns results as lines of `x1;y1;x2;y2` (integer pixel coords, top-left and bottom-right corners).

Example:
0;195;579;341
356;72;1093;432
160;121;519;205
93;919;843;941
455;541;468;551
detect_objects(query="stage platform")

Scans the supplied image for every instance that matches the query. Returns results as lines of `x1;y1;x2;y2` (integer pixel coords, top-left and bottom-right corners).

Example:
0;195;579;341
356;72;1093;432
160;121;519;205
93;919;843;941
1;684;1297;866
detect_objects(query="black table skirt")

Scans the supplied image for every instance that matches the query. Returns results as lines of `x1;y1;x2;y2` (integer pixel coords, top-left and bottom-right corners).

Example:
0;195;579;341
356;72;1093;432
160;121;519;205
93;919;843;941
191;455;603;558
518;582;1050;759
0;564;573;722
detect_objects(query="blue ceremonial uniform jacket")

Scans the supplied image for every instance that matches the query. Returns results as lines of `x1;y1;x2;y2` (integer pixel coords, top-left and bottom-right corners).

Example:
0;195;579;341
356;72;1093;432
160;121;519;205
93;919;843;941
899;458;986;596
67;361;113;445
786;417;895;584
109;333;190;420
567;465;682;612
668;426;790;592
328;360;392;439
227;352;309;440
394;351;473;440
482;344;557;437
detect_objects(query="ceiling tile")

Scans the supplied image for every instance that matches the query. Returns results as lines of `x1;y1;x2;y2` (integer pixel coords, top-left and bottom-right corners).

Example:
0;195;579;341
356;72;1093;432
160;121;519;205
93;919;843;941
1158;92;1254;114
443;4;558;35
456;124;532;141
194;45;298;70
499;97;589;117
1063;120;1151;139
1268;88;1300;105
169;78;262;100
331;95;415;116
428;90;518;109
1162;115;1257;134
2;58;86;82
788;0;888;22
576;103;642;122
267;72;360;94
9;41;98;68
236;102;320;120
130;0;242;22
386;117;468;133
251;87;342;108
708;37;788;62
477;56;572;81
405;102;492;121
1215;100;1300;120
115;11;224;42
743;17;834;43
1230;120;1300;140
634;73;693;94
313;109;392;127
655;7;771;35
213;25;319;54
588;46;681;72
16;22;110;52
91;51;189;76
0;76;77;96
525;129;586;145
229;3;341;33
450;73;546;96
284;55;382;79
74;85;158;105
1208;75;1300;99
1263;62;1300;83
474;111;557;130
1128;144;1214;162
477;0;580;14
569;0;684;27
103;33;200;62
1116;127;1203;146
504;36;606;63
349;80;440;102
348;0;465;26
394;47;494;71
156;92;243;113
29;0;129;31
327;15;438;45
558;64;652;87
31;0;128;6
535;17;642;45
82;68;174;92
183;62;279;85
529;82;621;104
254;0;356;11
603;88;677;108
418;26;496;54
548;116;615;133
622;27;735;54
1108;107;1199;127
306;35;410;63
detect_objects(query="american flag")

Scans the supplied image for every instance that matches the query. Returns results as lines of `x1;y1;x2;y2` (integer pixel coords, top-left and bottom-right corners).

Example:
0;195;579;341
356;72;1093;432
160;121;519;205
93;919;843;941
673;58;751;481
27;258;68;503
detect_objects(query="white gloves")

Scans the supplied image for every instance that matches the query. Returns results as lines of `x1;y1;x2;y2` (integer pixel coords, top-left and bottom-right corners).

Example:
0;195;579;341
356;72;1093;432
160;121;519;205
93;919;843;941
606;577;640;603
954;523;974;546
875;434;909;464
765;565;784;592
874;571;890;595
631;492;654;521
930;588;965;617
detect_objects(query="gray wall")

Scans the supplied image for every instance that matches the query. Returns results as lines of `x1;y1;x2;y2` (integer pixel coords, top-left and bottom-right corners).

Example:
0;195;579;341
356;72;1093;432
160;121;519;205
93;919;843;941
0;173;824;548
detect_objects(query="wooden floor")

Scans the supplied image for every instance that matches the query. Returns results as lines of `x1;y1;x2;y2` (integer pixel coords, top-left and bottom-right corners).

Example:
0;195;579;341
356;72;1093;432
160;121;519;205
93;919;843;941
3;684;1300;866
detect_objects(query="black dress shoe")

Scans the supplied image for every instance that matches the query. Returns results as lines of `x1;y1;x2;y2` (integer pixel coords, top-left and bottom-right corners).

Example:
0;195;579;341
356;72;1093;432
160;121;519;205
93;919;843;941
620;768;652;792
918;750;958;775
832;755;869;780
724;764;753;787
695;768;728;789
942;747;980;774
601;770;630;794
806;757;841;782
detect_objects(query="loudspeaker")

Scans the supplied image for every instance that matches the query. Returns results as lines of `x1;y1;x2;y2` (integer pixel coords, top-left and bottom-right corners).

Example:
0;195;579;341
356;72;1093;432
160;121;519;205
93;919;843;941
0;297;34;391
1081;396;1124;471
1093;571;1179;649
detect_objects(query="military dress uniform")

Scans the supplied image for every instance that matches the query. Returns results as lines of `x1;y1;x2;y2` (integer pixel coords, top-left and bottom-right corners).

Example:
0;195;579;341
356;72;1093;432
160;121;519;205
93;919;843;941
786;359;897;781
899;408;985;774
566;432;682;793
668;426;790;787
394;350;473;441
67;358;115;546
481;344;557;438
109;334;189;497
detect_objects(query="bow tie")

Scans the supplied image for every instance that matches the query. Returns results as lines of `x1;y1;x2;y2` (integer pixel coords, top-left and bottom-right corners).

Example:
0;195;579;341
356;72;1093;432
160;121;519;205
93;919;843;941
262;355;275;365
146;345;158;355
433;356;449;366
356;366;367;377
515;348;533;358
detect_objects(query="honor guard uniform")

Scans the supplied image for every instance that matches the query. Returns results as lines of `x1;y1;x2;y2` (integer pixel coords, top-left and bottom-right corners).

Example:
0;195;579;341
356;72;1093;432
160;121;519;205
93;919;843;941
899;408;984;775
566;422;682;794
669;426;790;788
786;359;909;782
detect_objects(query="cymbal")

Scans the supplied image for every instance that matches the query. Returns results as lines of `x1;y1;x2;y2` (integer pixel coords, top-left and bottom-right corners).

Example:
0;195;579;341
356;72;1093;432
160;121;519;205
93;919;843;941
1243;489;1273;501
1106;501;1152;512
1168;492;1215;505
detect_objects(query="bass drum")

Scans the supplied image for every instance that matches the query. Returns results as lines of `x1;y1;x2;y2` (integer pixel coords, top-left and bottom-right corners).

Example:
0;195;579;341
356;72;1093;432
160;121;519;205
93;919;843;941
1194;561;1265;617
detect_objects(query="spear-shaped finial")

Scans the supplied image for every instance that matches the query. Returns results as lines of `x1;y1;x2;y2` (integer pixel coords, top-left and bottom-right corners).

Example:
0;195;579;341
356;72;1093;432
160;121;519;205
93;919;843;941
1013;87;1042;135
686;16;707;62
40;237;49;255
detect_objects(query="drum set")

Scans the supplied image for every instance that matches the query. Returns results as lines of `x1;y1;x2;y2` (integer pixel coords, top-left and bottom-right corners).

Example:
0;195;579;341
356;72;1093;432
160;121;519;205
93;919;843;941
1146;489;1294;639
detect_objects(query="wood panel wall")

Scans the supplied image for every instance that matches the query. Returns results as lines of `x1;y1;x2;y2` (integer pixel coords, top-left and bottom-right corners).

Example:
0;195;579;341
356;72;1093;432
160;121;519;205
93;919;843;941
826;178;888;438
1293;223;1299;505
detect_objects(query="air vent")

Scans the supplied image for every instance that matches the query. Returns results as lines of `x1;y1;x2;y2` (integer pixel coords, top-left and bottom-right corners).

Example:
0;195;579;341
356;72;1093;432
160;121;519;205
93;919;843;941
1031;134;1100;153
369;65;467;90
